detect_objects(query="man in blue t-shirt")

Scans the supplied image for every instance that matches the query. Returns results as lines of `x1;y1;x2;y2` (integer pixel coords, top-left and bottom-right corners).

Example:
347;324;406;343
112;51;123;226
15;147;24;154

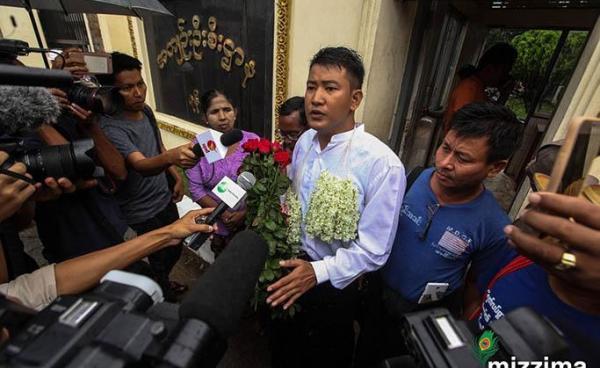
357;102;523;366
472;192;600;366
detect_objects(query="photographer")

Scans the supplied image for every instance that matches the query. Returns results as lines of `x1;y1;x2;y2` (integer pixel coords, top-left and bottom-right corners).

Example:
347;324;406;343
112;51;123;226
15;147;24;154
470;192;600;364
0;156;215;309
29;48;133;263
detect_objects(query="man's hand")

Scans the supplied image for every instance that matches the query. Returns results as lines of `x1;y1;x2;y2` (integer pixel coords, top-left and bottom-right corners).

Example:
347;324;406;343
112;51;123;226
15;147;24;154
221;209;247;231
48;88;70;109
267;259;317;310
505;192;600;293
172;179;185;203
164;208;216;245
69;103;95;126
0;152;36;222
167;143;198;169
52;48;88;78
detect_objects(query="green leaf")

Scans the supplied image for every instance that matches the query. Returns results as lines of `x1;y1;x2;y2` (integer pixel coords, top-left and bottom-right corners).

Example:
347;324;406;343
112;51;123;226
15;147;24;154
264;268;275;281
265;220;277;231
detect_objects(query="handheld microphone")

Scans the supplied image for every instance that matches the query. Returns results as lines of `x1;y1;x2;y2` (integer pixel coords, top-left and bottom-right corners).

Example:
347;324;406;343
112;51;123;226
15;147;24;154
192;128;243;158
0;85;62;135
184;171;256;250
179;230;268;339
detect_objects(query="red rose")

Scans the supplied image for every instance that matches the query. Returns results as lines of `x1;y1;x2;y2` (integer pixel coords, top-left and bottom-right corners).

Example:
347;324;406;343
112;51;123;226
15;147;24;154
272;141;283;152
242;139;259;152
258;138;271;154
273;150;291;167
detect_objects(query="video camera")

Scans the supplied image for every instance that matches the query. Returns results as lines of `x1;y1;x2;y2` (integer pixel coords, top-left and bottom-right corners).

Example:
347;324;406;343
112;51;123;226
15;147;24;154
0;271;224;368
0;137;103;182
383;307;569;368
0;39;122;115
0;230;268;368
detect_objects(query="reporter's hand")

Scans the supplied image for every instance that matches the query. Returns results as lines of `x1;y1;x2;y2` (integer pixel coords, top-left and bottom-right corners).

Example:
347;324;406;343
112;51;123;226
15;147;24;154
165;208;217;245
52;48;88;78
33;177;97;202
222;209;247;231
168;142;198;169
172;179;185;203
48;88;70;109
0;152;36;222
505;192;600;293
69;103;95;126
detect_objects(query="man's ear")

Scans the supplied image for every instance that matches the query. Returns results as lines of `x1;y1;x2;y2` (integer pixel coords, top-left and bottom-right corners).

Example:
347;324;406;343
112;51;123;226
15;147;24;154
487;160;508;178
350;89;363;112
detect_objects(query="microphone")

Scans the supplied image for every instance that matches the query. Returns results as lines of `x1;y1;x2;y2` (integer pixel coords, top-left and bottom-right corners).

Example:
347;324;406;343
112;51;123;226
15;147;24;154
179;230;268;339
184;171;256;250
0;64;74;88
194;128;244;164
192;128;243;158
0;85;62;135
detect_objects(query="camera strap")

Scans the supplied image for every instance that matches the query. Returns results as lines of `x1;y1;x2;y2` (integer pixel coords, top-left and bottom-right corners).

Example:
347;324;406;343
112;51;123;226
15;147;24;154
468;255;533;320
0;167;35;185
143;106;176;191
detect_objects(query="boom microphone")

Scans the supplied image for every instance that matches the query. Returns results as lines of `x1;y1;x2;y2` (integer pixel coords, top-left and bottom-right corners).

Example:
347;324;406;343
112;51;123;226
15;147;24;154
185;171;256;250
0;64;74;88
179;230;268;338
192;128;244;158
0;85;61;135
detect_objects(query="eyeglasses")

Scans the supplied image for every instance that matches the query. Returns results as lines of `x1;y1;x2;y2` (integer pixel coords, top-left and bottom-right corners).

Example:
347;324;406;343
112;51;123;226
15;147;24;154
419;203;441;240
278;130;305;141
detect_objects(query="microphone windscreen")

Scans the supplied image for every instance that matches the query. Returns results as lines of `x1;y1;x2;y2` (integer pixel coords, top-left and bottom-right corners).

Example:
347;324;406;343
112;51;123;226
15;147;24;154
0;86;61;135
220;129;243;146
192;143;204;158
179;230;268;338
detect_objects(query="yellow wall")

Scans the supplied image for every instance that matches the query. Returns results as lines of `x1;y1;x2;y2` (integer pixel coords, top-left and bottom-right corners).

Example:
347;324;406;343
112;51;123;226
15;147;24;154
360;0;416;140
286;0;364;101
285;0;415;141
0;6;46;67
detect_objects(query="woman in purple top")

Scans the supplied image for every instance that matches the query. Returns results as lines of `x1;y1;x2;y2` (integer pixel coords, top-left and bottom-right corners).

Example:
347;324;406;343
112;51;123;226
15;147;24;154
185;90;259;255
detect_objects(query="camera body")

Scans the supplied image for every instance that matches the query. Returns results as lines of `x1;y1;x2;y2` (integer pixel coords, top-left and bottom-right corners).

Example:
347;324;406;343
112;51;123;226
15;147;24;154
391;307;570;368
67;78;122;115
0;137;103;182
0;272;225;368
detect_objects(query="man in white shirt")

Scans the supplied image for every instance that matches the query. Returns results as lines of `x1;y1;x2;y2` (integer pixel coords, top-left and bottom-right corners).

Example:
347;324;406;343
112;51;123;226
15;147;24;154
266;46;406;368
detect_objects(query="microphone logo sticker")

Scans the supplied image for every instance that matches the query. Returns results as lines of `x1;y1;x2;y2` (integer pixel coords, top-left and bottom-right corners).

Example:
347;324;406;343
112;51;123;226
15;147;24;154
207;140;217;151
217;181;228;193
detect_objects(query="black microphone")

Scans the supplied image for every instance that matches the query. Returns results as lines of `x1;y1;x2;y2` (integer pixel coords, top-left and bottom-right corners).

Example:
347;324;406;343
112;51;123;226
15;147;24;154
184;171;256;250
192;128;243;158
0;64;74;88
179;230;268;339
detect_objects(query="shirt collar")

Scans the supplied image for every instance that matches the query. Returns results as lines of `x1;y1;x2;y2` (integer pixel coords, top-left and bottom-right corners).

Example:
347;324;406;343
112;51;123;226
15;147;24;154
310;123;364;149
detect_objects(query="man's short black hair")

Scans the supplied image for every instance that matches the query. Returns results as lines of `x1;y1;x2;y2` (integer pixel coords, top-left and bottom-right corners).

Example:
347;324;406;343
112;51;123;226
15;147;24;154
310;47;364;89
278;96;307;126
478;42;518;70
450;102;523;163
101;52;142;85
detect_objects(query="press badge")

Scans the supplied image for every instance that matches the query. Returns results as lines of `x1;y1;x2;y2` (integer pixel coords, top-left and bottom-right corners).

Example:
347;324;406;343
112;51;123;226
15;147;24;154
417;282;449;304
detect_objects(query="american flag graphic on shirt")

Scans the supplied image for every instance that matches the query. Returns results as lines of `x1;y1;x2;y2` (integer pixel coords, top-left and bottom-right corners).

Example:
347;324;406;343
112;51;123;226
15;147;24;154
438;230;469;257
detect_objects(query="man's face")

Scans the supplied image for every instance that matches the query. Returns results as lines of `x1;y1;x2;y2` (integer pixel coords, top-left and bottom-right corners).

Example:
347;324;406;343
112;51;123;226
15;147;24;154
305;64;362;136
433;130;505;191
279;111;306;153
114;69;146;112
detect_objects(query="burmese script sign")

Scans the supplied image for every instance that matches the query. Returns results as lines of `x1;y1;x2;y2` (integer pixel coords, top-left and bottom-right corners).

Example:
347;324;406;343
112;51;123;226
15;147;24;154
143;1;274;137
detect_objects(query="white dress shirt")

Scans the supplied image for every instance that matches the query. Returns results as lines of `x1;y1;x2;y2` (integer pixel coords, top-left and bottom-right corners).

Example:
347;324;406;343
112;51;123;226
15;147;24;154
290;124;406;289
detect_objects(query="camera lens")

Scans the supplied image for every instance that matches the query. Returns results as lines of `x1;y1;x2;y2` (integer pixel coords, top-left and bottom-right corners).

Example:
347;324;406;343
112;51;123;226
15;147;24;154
15;139;101;181
67;84;121;115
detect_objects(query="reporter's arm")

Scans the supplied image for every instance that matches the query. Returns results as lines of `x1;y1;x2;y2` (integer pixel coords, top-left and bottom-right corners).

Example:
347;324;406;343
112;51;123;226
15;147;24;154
71;104;127;182
127;142;197;176
54;208;214;295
